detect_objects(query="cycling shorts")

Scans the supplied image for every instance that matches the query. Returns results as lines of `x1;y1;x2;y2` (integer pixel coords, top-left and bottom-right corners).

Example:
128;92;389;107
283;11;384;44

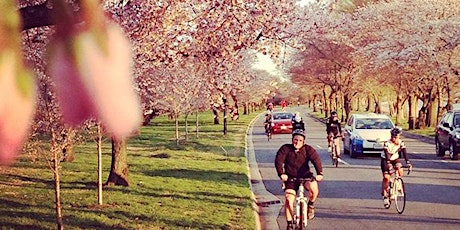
380;158;402;173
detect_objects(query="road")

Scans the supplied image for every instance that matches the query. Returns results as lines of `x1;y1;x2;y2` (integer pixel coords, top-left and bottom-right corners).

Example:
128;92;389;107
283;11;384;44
249;107;460;230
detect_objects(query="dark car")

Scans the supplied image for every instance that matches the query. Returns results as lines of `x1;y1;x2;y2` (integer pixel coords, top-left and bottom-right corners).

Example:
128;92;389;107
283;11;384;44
435;108;460;160
271;112;294;134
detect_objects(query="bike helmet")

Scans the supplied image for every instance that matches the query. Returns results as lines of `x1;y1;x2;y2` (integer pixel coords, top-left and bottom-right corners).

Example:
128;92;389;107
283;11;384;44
331;111;337;116
390;127;402;137
292;129;306;139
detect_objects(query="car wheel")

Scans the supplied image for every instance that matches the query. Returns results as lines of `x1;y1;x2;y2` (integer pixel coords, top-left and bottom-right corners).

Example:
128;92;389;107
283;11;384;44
435;138;445;157
350;142;358;158
449;141;459;160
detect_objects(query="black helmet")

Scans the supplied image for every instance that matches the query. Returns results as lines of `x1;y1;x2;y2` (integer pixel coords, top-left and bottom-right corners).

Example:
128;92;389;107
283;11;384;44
331;111;337;116
390;127;402;137
292;129;306;139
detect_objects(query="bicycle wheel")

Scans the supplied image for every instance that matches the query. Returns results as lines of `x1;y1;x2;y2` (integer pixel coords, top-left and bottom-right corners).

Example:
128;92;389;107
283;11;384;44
334;146;339;168
393;178;406;214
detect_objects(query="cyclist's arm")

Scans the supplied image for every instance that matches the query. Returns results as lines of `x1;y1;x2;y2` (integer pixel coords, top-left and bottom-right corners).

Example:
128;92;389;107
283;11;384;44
383;142;392;162
400;141;411;164
274;145;288;177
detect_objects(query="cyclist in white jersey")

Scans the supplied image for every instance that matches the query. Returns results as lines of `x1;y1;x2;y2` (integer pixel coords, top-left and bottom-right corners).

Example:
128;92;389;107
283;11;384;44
380;127;413;208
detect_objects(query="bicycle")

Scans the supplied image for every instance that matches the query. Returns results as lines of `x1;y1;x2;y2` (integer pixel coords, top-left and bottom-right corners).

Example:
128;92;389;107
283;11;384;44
384;166;411;214
287;177;314;230
330;135;342;167
264;122;272;141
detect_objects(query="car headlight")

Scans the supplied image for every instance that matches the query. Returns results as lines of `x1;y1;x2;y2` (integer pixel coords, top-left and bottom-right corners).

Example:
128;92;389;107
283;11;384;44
352;134;364;141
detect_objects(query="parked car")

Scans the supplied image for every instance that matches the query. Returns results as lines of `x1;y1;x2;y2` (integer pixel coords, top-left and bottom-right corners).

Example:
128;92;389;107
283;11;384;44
271;111;294;134
343;113;395;158
435;108;460;160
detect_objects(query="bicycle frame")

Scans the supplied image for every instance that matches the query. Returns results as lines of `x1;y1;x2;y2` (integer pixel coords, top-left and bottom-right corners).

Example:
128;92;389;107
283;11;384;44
288;178;313;229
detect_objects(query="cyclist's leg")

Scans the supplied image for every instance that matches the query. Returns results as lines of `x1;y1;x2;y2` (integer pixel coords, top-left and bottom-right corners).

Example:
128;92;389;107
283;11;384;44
284;189;296;221
305;180;319;202
283;180;298;224
334;137;341;158
305;179;318;219
380;158;391;196
327;134;333;151
394;160;403;178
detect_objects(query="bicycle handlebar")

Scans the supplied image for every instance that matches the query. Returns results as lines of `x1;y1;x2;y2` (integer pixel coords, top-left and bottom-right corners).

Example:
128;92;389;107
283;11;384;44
287;177;316;182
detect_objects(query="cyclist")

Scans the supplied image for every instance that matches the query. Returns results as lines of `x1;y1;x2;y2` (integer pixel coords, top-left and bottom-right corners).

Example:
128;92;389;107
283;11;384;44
275;129;323;230
326;111;342;155
381;127;413;208
264;102;274;134
281;100;287;111
292;112;305;131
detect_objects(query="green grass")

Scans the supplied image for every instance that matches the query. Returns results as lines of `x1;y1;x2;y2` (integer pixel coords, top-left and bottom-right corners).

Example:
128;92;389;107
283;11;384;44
0;111;259;230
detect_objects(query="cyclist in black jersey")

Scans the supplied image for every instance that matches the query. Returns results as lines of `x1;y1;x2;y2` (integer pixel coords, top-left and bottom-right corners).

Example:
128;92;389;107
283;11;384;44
326;111;342;153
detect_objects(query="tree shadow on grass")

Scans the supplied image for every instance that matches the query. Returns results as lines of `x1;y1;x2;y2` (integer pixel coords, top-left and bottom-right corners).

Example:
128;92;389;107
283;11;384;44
143;168;248;186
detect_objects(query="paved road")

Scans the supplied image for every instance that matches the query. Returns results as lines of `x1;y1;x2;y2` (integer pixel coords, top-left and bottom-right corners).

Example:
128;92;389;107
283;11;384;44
248;107;460;230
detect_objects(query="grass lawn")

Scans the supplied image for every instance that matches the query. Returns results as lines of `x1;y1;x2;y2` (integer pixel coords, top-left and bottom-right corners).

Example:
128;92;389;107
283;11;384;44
0;111;260;229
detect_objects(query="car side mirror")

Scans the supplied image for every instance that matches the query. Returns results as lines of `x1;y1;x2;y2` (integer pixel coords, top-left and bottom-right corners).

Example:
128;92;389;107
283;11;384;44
443;122;450;128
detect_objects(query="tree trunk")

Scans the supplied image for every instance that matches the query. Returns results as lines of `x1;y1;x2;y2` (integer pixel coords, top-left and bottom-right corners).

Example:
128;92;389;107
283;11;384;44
366;96;371;112
175;114;180;146
394;94;403;126
97;123;103;205
53;146;64;230
373;95;381;114
212;107;220;124
195;110;199;138
106;137;129;186
408;93;417;130
243;102;248;115
223;98;228;135
184;113;189;142
427;93;438;128
343;93;352;122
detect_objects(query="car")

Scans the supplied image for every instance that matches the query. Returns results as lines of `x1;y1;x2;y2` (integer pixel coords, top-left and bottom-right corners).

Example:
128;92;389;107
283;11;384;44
435;108;460;160
271;111;294;134
343;113;395;158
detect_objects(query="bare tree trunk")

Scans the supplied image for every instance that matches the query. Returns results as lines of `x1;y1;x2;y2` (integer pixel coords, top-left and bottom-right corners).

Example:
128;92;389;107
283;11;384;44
185;113;189;142
48;130;64;230
175;114;180;146
408;93;417;129
343;93;352;122
106;137;129;186
97;123;103;205
195;110;199;138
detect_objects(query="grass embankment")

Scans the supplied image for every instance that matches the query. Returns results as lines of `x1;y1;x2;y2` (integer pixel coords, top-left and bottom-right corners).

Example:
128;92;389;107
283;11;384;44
0;111;260;229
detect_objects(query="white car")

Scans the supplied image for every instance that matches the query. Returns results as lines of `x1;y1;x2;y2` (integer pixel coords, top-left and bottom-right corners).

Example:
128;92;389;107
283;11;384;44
343;113;395;158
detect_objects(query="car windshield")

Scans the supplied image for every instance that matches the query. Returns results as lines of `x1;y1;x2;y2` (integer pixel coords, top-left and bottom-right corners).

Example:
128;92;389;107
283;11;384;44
273;113;293;120
454;114;460;128
355;118;393;129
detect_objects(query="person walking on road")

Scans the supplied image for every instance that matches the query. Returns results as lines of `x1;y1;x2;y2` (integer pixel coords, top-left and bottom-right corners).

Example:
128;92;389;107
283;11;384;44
274;129;324;230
